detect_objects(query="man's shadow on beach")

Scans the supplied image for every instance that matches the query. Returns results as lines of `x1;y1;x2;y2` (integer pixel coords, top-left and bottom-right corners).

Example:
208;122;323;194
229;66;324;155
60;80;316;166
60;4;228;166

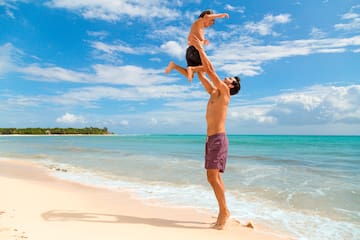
41;210;211;229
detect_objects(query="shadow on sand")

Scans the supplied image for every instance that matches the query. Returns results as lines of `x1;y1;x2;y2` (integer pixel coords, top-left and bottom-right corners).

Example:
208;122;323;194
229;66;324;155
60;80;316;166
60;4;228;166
41;210;211;229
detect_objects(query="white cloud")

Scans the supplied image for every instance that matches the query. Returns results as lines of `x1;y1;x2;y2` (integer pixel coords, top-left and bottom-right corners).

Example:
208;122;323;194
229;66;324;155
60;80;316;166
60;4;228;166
219;61;263;77
120;120;129;126
4;7;14;18
18;64;90;82
160;41;184;59
150;25;188;43
89;41;137;63
104;84;360;129
320;85;360;123
8;83;358;128
150;117;158;125
334;5;360;31
3;83;360;133
56;113;85;124
89;41;160;63
310;27;327;39
0;43;20;76
212;36;360;76
0;0;27;18
52;84;196;106
7;33;360;83
230;106;276;124
65;85;360;131
91;64;174;86
232;85;360;126
244;14;291;36
89;29;188;62
0;0;27;6
90;41;137;55
5;30;360;83
14;62;175;86
6;95;40;106
45;0;180;21
87;31;108;39
224;4;245;14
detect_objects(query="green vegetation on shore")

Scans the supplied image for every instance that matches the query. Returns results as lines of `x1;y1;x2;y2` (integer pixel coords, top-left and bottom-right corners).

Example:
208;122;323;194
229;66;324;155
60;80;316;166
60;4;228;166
0;127;112;135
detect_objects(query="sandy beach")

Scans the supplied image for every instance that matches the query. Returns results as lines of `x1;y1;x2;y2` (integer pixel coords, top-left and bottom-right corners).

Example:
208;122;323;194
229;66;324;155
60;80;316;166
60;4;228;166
0;159;291;240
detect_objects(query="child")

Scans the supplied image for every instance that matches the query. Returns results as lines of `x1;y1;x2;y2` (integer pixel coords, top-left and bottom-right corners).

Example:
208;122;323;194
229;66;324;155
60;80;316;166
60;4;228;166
165;10;229;81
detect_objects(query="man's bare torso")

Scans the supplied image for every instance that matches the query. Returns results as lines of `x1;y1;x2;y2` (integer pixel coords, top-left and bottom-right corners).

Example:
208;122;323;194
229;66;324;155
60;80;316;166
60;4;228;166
206;89;229;136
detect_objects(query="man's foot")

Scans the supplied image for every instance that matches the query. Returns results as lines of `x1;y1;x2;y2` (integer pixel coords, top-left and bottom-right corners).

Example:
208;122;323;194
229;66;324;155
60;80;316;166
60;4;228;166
187;67;194;82
165;61;175;74
213;210;230;230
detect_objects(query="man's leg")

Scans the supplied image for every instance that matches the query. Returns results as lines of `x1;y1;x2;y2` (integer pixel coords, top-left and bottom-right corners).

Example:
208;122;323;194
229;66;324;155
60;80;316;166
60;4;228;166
207;169;230;229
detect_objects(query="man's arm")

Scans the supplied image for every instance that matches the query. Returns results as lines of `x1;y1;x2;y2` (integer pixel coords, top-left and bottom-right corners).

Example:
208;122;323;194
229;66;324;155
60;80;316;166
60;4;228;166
198;72;215;94
191;38;229;94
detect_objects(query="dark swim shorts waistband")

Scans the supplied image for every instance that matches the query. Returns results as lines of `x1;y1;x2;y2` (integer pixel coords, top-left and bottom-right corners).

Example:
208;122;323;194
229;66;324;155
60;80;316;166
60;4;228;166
206;132;226;142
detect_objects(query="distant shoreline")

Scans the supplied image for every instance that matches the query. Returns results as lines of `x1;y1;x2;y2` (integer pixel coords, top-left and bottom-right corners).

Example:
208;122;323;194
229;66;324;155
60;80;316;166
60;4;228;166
1;133;359;137
0;127;112;135
0;134;115;136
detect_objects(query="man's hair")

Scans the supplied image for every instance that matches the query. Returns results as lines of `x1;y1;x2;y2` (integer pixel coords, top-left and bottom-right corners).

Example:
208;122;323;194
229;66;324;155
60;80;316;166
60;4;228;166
230;76;241;96
198;9;213;18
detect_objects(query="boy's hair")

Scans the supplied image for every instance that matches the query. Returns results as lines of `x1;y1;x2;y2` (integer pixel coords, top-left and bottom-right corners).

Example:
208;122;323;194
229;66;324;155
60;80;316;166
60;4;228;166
198;9;213;18
230;76;241;96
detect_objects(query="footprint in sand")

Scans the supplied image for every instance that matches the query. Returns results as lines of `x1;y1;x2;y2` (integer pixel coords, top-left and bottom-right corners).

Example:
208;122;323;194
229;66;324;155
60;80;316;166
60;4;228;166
0;212;28;239
209;215;255;231
12;228;28;239
229;219;255;229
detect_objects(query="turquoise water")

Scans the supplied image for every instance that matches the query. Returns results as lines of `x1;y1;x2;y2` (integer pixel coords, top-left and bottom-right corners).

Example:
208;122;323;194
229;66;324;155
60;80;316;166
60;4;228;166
0;135;359;240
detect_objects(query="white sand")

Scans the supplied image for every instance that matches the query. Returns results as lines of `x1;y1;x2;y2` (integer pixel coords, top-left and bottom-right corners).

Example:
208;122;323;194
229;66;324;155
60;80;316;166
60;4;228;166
0;160;291;240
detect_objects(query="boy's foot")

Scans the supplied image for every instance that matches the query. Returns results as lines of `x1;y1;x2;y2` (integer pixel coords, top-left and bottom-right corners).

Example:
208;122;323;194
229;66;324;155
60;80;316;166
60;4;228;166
165;61;175;74
187;66;194;82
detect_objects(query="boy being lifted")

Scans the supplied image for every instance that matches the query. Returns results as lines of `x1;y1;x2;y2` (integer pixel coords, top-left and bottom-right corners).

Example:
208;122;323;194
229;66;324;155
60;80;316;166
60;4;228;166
165;10;229;81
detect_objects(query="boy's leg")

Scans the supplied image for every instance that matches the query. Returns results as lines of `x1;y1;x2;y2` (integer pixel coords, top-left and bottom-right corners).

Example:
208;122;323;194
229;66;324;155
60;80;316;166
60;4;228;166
166;61;205;82
165;61;187;77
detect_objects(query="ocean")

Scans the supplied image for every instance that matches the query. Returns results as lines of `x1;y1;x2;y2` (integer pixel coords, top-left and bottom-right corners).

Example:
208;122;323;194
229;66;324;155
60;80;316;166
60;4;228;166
0;135;359;240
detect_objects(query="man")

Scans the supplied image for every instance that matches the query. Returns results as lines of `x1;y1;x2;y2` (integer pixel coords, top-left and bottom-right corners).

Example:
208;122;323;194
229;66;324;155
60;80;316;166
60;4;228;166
199;52;240;230
189;37;241;229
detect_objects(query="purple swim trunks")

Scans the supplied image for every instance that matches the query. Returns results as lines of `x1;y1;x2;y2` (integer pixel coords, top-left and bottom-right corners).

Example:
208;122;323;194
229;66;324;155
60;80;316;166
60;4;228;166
205;133;228;173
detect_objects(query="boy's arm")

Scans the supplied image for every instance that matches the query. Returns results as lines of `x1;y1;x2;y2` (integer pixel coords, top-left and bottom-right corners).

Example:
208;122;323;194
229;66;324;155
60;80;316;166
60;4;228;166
204;13;229;20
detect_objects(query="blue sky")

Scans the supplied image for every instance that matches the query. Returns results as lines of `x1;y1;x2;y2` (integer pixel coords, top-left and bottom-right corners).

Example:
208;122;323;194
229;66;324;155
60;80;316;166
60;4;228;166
1;0;360;135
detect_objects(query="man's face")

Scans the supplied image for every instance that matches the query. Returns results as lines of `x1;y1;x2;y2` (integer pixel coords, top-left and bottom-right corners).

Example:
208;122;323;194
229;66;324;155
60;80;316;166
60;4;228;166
224;77;236;88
